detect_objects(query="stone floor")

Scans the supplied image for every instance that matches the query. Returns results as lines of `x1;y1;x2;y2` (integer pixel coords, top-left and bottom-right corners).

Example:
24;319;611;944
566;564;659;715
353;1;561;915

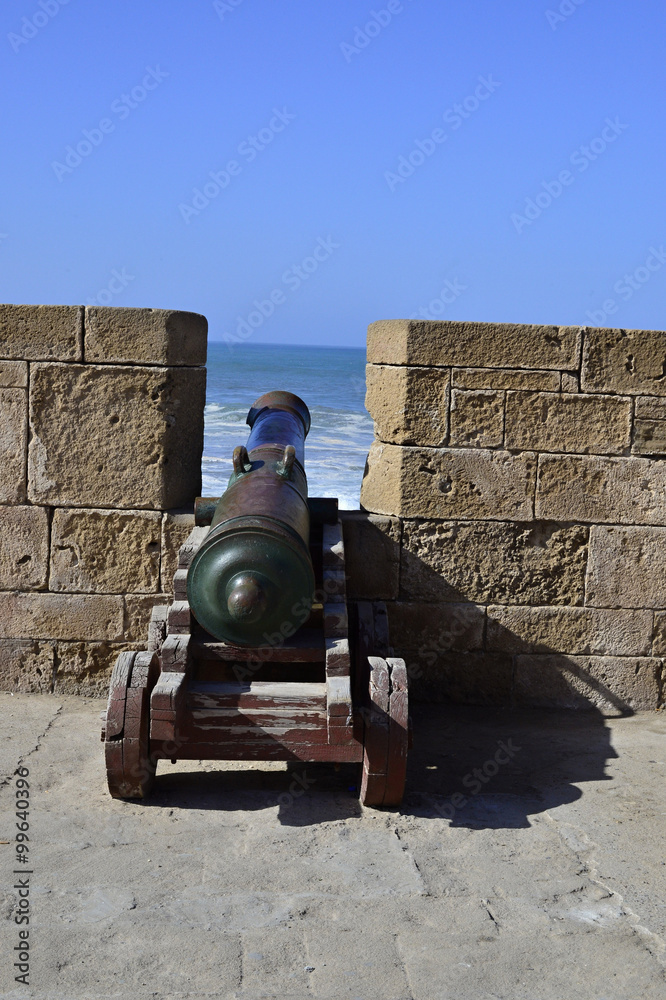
0;693;664;1000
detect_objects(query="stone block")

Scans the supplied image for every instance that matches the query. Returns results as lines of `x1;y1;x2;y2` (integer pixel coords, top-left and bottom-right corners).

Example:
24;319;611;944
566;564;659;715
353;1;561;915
0;361;27;387
582;326;666;395
487;606;652;656
0;505;49;590
85;307;207;366
54;641;143;695
367;320;581;370
632;421;666;456
361;443;536;519
50;508;161;593
386;601;485;652
449;390;504;448
405;650;513;705
635;396;666;419
340;511;400;600
400;520;588;605
506;392;631;454
365;364;449;445
0;388;27;503
633;396;666;456
452;367;561;391
536;454;666;525
0;593;123;640
652;613;666;654
0;304;82;361
560;373;579;392
161;508;196;593
0;639;54;692
586;525;666;608
28;363;205;509
514;654;661;713
124;593;171;641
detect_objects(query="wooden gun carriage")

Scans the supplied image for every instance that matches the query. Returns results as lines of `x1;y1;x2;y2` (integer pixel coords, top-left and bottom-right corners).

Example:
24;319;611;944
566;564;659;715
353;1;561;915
102;392;409;807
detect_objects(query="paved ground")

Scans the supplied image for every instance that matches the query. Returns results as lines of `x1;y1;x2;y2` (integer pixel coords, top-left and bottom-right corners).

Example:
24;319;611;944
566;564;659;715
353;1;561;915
0;693;664;1000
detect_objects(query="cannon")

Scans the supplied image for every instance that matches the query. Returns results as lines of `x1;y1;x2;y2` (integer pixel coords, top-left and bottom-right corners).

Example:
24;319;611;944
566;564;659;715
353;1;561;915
102;390;409;807
186;391;315;646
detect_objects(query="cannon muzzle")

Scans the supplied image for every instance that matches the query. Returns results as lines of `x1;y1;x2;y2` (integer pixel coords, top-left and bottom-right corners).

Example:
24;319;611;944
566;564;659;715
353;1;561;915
186;391;315;646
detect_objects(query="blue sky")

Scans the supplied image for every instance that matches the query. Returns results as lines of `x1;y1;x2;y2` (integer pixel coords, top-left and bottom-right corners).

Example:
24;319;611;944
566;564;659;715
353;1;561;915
1;0;664;347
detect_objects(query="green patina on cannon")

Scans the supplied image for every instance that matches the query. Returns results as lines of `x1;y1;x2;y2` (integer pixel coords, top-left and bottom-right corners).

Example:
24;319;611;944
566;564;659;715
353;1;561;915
187;391;315;646
102;390;410;808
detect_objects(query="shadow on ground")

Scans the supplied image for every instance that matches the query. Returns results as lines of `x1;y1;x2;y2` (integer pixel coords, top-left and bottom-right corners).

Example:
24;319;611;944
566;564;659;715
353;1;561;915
141;703;616;829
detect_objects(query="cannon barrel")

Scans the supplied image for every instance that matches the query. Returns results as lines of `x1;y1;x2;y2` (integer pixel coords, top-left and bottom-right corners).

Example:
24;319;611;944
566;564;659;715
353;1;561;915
186;391;315;646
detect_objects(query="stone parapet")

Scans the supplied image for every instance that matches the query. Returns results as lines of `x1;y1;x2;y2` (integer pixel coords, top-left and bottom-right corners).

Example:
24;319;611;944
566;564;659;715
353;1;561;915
0;304;204;693
361;320;666;712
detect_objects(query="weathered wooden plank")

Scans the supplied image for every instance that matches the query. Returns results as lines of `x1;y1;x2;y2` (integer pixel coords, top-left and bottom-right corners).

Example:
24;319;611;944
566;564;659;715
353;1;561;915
150;670;187;714
326;673;353;744
108;650;134;703
124;685;145;720
178;717;331;745
326;675;352;716
129;650;160;690
325;637;350;678
147;604;168;653
105;651;134;738
363;656;389;777
324;603;348;638
360;764;388;807
150;718;179;742
188;680;326;711
160;633;191;673
167;600;192;635
104;741;124;795
355;601;374;658
150;740;363;763
383;659;409;807
191;629;324;662
177;526;209;569
189;707;326;724
173;568;188;601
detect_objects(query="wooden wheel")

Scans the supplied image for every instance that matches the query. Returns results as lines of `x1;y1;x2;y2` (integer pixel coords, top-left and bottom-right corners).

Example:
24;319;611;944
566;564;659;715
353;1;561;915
359;656;409;807
104;650;160;800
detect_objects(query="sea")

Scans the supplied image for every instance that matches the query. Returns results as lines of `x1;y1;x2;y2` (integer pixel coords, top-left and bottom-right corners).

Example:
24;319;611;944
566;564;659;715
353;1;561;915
202;343;373;509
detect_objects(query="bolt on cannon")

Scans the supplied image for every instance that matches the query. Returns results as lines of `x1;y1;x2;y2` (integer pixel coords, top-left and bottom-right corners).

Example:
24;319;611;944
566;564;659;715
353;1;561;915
102;390;409;807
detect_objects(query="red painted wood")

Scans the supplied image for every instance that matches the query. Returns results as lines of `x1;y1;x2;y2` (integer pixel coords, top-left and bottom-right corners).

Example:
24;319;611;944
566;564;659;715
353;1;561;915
149;718;178;742
360;764;389;807
187;680;327;712
191;629;324;662
383;659;409;807
325;637;350;678
358;656;391;807
150;739;363;762
177;715;331;745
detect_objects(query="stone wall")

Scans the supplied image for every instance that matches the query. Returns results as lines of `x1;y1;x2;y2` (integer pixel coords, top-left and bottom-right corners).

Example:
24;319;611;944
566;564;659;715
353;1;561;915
357;319;666;714
0;305;204;694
